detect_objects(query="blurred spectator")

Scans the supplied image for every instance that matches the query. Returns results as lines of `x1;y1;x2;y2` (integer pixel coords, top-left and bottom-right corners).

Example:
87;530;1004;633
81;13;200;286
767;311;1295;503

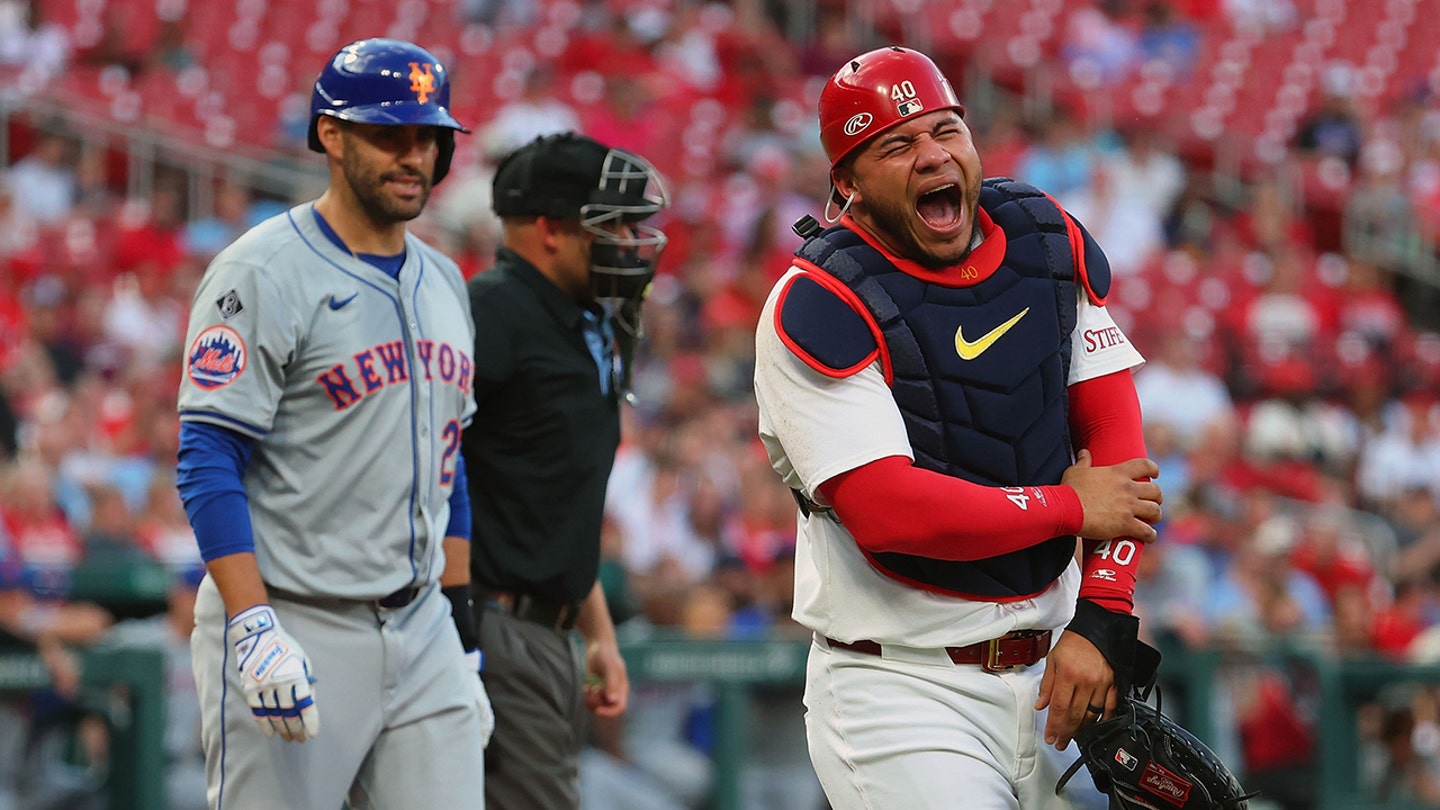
93;567;206;810
459;0;540;27
135;470;199;571
1061;6;1142;86
1334;259;1408;350
1289;506;1379;609
1356;394;1440;514
1345;140;1426;280
1241;246;1326;355
1064;160;1166;277
1105;124;1187;222
6;130;76;224
1135;331;1235;450
1233;175;1313;254
181;182;254;259
79;485;143;560
1372;577;1440;660
1138;1;1200;79
1014;107;1096;204
111;185;187;279
0;0;68;85
1206;515;1332;644
102;261;188;369
0;459;82;585
1366;692;1440;804
480;67;583;158
1222;0;1297;33
1294;61;1365;169
1134;534;1213;650
0;172;39;258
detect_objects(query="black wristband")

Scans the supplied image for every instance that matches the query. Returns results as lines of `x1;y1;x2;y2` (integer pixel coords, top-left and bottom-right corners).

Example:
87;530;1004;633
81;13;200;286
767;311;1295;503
443;585;479;651
1065;598;1146;695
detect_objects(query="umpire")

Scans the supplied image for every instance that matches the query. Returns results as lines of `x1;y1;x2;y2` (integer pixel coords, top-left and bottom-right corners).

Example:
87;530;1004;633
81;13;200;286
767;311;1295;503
461;131;669;809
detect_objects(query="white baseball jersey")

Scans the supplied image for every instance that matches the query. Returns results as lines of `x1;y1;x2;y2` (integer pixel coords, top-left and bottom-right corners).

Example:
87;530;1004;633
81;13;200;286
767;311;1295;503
177;204;476;600
755;268;1145;649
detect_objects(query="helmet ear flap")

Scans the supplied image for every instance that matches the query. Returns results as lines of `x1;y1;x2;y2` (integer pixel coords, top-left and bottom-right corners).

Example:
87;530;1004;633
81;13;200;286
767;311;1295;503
433;129;456;186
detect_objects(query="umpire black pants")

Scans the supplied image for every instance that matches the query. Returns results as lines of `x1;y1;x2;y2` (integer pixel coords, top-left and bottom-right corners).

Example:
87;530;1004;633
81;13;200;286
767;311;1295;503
477;606;588;810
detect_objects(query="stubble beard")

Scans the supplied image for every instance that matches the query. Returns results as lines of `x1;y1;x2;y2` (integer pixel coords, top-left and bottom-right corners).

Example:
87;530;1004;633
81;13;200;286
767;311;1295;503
864;193;978;270
341;148;430;225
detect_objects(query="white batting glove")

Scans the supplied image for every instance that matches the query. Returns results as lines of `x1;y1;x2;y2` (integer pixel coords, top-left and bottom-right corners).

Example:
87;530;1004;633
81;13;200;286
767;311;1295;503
228;605;320;742
467;649;495;748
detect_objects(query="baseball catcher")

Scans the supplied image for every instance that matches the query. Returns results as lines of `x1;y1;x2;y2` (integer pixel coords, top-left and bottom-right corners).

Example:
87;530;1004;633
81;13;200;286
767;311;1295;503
1057;642;1256;809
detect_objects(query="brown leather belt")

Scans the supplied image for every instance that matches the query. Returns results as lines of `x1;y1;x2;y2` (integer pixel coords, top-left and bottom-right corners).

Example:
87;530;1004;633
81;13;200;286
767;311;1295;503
825;629;1052;672
483;590;579;632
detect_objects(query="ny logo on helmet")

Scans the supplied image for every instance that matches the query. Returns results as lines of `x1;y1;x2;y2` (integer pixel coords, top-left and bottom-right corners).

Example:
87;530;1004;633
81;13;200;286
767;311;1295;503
409;62;435;103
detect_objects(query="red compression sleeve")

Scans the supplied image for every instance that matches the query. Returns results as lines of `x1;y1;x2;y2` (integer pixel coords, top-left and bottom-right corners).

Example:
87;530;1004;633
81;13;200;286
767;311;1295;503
1069;370;1150;614
817;456;1084;561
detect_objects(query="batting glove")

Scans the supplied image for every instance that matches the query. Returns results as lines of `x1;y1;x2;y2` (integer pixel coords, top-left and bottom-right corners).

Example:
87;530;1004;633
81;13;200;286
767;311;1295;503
227;605;320;742
467;649;495;748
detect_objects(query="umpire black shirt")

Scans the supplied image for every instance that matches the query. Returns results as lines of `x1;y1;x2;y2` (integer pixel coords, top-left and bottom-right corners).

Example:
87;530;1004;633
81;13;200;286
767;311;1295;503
462;247;619;605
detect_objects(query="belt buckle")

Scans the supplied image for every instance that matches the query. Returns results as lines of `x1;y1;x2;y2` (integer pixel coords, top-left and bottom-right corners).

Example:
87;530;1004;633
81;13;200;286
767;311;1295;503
982;636;1017;672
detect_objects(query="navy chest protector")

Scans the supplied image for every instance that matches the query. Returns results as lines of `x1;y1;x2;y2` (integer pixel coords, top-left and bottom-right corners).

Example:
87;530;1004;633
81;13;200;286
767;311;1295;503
794;178;1082;599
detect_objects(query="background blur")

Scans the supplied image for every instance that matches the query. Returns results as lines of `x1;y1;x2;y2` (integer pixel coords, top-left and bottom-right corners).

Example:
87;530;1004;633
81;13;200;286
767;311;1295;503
1;0;1439;808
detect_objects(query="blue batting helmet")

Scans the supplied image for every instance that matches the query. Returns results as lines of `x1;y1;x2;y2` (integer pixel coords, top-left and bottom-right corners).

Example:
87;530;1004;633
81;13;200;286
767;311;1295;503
308;38;469;184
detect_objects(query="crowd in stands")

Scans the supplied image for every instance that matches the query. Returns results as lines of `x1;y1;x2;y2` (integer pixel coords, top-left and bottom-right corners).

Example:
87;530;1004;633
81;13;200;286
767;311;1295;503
2;0;1440;807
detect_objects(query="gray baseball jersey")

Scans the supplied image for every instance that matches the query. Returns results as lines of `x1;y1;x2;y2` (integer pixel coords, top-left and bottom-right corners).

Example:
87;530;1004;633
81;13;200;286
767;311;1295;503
177;203;476;599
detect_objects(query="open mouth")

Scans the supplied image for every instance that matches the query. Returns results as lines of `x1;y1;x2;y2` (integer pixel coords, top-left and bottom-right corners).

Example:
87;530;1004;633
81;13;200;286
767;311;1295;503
916;184;963;231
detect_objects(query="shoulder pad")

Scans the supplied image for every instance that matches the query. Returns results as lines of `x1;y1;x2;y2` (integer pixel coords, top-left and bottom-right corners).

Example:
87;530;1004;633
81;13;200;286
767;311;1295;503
776;273;878;377
1068;214;1112;305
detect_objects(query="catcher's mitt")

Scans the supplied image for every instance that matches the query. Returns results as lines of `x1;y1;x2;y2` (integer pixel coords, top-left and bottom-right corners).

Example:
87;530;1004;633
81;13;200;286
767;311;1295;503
1056;688;1256;810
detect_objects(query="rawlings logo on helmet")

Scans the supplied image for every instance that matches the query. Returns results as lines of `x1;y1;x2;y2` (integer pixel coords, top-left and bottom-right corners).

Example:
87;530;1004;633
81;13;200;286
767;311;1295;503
843;113;873;136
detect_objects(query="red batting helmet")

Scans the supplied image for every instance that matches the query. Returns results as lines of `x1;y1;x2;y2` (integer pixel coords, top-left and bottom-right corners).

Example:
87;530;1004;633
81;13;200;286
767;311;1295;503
818;46;966;168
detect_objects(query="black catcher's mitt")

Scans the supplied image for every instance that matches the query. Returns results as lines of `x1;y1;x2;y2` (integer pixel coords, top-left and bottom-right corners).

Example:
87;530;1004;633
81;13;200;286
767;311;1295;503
1056;674;1255;809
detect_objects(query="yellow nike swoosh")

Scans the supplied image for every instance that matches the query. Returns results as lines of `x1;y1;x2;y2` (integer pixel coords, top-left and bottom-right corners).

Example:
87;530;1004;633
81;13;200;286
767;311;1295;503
954;307;1030;360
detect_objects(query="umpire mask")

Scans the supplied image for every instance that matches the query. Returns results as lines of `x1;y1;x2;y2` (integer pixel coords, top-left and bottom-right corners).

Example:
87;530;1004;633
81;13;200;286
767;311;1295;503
583;148;669;340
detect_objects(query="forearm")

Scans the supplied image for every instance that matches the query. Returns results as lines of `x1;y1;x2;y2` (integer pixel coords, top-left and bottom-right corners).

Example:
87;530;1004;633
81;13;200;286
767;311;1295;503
818;456;1084;560
1069;370;1150;613
575;580;617;647
441;535;470;588
206;552;270;618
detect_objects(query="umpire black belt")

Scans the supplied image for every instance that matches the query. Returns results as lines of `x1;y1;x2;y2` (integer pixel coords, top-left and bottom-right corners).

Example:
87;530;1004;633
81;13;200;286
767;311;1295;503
482;590;579;632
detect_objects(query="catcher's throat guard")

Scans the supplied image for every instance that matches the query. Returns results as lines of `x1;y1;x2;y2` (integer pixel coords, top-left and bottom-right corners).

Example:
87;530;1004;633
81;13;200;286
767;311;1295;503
1056;642;1257;809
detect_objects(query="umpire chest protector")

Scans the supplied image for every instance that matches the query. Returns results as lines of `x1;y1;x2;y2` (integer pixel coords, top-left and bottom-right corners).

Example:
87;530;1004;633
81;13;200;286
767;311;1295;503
785;178;1107;599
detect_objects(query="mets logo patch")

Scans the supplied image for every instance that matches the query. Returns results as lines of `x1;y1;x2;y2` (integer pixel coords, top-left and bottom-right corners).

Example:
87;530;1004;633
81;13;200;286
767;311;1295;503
187;325;247;390
1140;761;1193;807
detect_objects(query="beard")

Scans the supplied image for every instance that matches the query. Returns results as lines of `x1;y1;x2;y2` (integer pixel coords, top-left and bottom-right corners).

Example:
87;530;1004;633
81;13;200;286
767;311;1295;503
862;191;978;270
340;140;431;224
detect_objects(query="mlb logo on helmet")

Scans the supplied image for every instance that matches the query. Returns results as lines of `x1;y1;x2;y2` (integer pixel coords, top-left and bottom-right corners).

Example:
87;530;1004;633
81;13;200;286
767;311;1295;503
897;98;924;116
188;325;247;390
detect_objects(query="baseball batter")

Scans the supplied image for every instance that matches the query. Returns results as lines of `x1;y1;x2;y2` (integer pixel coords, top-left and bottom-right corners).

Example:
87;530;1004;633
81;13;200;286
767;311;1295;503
174;39;492;809
753;47;1165;809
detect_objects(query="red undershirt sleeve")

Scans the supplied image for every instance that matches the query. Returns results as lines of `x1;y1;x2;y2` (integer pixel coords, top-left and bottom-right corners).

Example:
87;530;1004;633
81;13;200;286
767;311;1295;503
817;456;1084;562
1068;369;1149;614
